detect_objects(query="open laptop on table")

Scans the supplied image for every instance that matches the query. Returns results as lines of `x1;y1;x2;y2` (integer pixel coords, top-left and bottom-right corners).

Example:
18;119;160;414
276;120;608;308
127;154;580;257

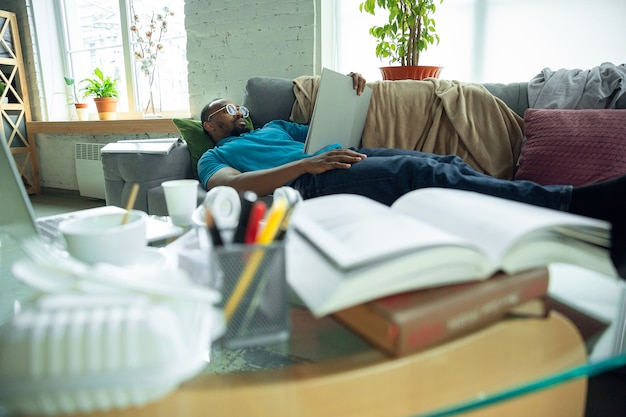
302;68;373;154
0;138;182;250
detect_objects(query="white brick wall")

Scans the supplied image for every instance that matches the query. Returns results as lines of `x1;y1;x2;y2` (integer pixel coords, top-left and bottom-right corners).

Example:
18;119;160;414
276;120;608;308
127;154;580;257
2;0;318;191
185;0;316;117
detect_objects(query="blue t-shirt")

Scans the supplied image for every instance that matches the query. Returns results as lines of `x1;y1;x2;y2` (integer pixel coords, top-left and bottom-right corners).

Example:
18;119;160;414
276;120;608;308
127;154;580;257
197;120;340;187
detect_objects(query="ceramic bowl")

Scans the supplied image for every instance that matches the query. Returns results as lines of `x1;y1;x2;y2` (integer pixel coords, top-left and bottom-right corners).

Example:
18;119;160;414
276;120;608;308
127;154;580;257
59;210;147;266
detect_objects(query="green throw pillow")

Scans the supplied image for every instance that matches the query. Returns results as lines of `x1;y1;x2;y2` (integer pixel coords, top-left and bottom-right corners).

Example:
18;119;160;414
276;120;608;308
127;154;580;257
172;117;254;180
172;118;214;180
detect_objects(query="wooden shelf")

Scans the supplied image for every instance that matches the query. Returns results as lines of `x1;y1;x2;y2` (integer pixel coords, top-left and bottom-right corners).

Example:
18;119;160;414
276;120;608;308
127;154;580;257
26;118;179;135
1;10;37;194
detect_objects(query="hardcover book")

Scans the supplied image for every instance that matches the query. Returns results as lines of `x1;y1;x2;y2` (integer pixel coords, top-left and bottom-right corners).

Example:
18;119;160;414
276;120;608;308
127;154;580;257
332;268;550;357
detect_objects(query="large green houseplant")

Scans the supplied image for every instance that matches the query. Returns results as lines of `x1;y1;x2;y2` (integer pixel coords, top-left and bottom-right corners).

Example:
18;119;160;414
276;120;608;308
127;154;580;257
81;67;120;120
359;0;443;80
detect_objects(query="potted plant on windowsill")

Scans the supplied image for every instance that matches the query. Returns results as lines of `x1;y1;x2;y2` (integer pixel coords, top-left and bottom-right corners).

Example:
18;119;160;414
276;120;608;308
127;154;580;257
359;0;444;80
81;68;120;120
63;76;89;121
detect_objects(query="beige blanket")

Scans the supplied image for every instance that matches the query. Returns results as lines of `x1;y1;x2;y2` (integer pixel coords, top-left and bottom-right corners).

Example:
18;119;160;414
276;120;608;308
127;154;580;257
291;76;524;180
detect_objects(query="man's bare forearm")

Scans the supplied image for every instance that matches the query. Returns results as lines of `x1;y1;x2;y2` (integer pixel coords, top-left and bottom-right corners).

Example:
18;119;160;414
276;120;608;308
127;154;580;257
205;149;364;195
207;160;308;196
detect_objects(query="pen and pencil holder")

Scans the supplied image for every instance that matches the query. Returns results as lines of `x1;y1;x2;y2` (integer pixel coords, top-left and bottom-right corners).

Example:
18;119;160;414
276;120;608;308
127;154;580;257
212;242;290;349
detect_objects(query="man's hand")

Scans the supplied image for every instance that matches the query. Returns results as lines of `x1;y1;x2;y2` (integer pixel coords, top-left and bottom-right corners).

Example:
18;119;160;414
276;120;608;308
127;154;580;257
207;149;366;196
348;72;367;95
301;149;367;174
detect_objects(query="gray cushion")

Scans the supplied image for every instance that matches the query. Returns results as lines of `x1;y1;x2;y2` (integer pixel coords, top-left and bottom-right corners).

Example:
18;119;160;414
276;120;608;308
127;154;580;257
483;82;529;118
242;76;295;128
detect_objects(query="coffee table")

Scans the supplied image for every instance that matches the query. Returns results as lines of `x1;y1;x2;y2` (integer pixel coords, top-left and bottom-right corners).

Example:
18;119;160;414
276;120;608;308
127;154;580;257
63;304;626;417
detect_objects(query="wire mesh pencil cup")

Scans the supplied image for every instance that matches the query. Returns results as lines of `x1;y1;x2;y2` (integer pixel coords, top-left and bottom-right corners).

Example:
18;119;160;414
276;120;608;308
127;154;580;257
212;242;290;349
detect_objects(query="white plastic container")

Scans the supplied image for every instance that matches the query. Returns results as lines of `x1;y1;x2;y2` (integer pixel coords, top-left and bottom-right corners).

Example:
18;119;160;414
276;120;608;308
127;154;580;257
0;292;223;415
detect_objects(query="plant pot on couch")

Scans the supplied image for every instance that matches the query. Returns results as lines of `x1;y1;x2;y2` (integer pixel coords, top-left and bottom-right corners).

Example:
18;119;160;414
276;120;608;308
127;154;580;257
360;0;445;81
380;65;443;81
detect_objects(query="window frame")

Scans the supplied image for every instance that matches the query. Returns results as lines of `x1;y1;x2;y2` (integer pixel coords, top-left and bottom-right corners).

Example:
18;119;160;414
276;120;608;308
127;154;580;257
36;0;189;121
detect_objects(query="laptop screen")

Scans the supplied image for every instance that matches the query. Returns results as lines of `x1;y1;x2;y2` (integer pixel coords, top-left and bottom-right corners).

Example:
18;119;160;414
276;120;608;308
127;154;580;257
0;138;40;241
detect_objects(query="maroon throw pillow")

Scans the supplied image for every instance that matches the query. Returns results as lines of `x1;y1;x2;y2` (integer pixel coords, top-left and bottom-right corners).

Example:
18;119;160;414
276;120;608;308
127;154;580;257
515;109;626;186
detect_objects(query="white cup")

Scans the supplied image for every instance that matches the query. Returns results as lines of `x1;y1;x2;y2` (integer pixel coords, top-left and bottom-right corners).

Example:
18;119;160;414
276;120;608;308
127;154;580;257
162;179;199;226
59;210;147;266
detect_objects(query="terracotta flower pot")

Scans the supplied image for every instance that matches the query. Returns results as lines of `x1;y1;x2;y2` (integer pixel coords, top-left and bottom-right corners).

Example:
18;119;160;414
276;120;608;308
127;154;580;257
74;102;89;121
380;66;443;81
93;97;118;120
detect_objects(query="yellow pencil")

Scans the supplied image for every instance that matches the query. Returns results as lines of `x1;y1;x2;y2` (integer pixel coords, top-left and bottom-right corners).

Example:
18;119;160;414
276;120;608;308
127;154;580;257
255;196;288;244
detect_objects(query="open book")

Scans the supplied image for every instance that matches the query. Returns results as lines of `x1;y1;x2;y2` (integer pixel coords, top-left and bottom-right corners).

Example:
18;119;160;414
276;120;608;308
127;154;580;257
286;188;617;317
101;138;179;155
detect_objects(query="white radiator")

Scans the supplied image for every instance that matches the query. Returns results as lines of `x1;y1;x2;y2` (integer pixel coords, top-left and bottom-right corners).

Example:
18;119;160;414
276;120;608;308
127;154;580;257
75;143;106;199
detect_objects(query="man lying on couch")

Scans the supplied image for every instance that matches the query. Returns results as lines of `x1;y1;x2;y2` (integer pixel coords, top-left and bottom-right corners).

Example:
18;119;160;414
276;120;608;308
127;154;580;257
197;73;626;276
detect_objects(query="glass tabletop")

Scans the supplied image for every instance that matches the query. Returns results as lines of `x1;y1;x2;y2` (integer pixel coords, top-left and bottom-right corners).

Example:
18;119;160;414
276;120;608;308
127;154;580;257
1;231;625;417
197;302;626;417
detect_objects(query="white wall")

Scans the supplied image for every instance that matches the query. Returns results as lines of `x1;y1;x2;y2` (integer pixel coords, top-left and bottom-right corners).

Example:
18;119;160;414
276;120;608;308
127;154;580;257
184;0;317;119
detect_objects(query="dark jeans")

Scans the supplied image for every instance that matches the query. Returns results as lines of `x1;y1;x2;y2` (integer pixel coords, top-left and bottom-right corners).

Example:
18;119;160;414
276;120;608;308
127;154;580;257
293;148;571;209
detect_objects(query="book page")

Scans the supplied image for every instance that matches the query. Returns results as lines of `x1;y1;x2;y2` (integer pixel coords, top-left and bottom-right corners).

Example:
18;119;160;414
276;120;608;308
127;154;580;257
118;138;178;144
290;194;476;270
101;140;176;154
391;188;610;266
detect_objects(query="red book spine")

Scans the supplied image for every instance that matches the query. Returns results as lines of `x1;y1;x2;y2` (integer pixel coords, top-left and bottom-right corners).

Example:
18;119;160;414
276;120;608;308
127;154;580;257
333;268;549;357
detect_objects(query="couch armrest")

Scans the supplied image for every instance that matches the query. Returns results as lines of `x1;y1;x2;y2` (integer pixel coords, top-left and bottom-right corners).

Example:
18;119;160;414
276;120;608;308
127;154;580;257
102;140;193;213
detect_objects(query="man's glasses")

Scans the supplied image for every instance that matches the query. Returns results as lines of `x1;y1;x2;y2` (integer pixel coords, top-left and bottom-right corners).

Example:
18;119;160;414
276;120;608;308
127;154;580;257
206;104;249;121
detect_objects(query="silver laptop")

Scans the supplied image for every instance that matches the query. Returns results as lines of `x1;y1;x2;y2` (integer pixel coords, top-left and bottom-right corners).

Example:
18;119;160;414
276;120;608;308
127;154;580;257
302;68;373;154
0;138;182;248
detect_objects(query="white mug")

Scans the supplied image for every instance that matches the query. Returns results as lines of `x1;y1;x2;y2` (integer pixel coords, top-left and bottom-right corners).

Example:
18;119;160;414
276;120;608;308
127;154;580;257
162;179;199;226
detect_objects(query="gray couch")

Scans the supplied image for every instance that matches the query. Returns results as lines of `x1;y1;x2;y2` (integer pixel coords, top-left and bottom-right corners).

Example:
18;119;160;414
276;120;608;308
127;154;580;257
101;76;626;216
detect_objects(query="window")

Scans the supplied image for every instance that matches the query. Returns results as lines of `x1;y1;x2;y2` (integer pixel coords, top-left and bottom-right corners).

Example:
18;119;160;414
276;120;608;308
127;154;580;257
49;0;188;118
329;0;626;84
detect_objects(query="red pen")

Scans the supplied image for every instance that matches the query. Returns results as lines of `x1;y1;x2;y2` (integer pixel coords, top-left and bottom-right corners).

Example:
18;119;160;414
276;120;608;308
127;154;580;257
244;200;267;244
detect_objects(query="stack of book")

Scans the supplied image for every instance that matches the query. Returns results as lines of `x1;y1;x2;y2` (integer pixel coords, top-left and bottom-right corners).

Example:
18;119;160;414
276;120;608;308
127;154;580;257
286;188;616;357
